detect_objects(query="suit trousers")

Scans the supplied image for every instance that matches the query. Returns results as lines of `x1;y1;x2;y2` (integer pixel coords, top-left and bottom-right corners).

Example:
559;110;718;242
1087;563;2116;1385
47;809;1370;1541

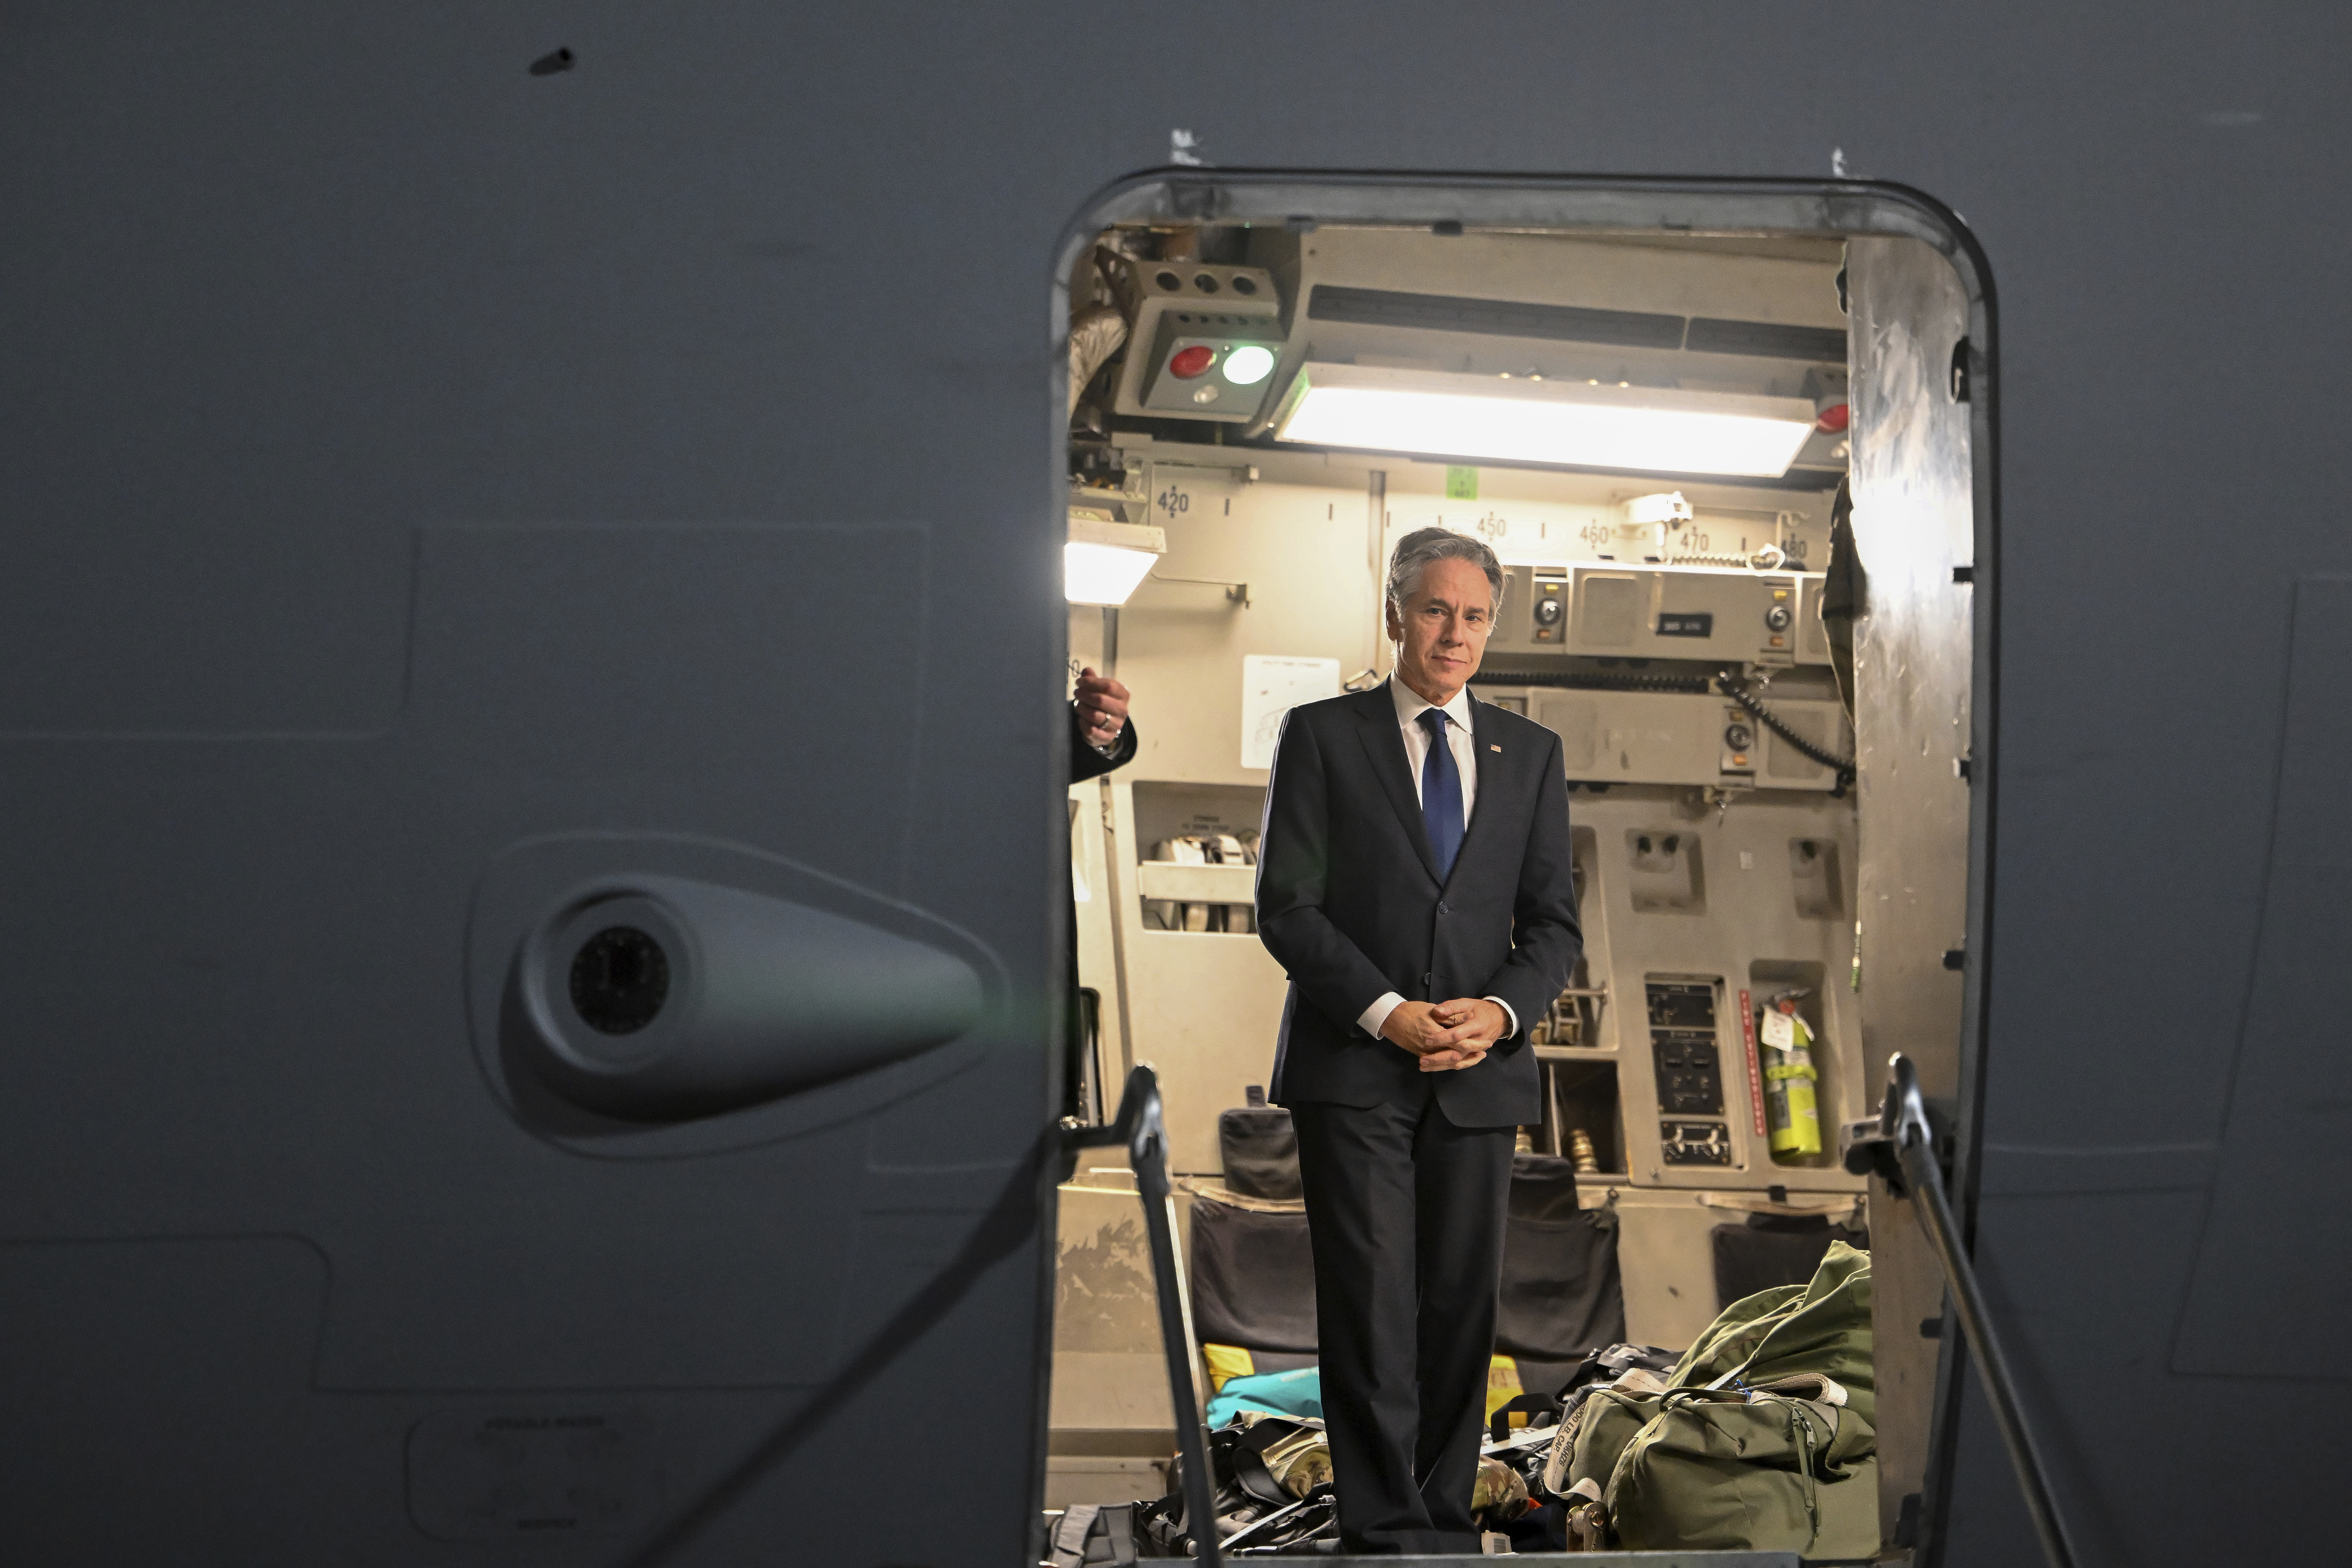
1291;1081;1515;1555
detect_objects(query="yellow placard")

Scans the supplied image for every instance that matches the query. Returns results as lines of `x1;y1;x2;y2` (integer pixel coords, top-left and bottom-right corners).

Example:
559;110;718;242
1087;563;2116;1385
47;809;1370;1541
1201;1342;1257;1392
1486;1354;1523;1422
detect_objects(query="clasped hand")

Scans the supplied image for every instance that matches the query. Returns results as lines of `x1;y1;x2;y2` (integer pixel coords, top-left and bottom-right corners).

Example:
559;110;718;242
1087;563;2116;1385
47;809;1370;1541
1380;998;1509;1072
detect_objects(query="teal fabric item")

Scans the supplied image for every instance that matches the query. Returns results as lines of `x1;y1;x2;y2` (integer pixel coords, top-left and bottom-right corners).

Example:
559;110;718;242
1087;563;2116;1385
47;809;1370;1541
1206;1365;1322;1428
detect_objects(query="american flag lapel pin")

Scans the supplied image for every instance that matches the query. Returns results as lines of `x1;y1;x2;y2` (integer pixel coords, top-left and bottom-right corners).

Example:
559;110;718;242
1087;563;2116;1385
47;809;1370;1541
1489;743;1502;752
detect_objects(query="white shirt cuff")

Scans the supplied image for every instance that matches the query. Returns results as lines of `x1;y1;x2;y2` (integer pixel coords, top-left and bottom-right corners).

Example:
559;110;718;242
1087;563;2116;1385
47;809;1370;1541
1484;996;1520;1039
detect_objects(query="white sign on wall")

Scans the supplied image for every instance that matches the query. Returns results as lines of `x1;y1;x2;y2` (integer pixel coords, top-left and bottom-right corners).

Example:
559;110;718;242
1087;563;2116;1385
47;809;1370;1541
1241;655;1342;769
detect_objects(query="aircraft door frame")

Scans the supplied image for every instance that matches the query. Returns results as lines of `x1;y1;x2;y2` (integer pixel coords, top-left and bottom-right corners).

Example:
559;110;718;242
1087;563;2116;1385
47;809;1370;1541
1049;169;2000;1563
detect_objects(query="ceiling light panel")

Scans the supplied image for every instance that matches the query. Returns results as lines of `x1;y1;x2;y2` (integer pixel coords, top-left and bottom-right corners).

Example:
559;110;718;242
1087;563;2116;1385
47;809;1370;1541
1065;515;1167;607
1271;363;1818;478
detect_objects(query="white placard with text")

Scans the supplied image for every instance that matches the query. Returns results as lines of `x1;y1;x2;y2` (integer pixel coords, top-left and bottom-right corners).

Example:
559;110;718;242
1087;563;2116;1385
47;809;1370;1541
1241;656;1343;769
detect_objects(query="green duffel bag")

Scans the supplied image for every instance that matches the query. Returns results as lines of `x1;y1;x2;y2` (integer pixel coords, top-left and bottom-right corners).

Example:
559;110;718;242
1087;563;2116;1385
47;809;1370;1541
1551;1241;1876;1560
1607;1378;1876;1558
1672;1242;1876;1432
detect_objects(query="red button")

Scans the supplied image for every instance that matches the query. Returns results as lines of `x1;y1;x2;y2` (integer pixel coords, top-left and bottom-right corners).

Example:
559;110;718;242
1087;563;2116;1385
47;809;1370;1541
1167;345;1216;379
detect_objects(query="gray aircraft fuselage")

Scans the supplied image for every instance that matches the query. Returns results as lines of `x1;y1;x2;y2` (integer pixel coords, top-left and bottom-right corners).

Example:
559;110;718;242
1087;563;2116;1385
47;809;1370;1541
1;5;2343;1564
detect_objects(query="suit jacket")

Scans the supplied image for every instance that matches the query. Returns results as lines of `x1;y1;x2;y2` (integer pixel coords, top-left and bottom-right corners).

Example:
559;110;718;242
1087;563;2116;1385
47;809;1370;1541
1255;683;1581;1128
1063;703;1134;1131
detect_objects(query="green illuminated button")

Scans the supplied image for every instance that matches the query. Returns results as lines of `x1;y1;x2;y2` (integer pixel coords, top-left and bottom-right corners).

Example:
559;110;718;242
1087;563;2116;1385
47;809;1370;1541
1222;345;1275;386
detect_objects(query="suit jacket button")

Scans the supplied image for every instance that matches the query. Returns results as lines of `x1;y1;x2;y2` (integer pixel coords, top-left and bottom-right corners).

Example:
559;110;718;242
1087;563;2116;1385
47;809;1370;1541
1437;902;1449;915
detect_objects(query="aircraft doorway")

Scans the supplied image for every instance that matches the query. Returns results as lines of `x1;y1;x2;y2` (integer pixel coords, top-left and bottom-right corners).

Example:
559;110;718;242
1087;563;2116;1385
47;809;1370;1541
1046;177;1992;1564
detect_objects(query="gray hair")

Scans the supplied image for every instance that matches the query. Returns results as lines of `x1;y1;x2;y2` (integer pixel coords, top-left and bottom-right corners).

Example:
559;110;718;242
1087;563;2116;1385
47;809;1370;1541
1386;526;1506;614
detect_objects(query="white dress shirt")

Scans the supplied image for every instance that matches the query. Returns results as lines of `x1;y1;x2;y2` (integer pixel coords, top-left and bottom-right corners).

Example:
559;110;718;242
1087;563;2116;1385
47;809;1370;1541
1355;678;1521;1044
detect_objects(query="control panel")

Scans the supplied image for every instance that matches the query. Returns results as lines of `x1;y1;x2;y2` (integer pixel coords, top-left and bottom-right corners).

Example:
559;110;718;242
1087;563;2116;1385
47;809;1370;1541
1648;980;1732;1166
1647;980;1725;1115
1106;258;1286;425
1473;686;1851;792
1529;570;1567;643
1488;564;1830;667
1660;1120;1735;1166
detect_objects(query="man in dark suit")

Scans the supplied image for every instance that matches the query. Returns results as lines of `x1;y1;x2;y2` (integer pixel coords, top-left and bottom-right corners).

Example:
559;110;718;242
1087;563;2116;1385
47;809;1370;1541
1063;667;1134;1131
1255;527;1581;1554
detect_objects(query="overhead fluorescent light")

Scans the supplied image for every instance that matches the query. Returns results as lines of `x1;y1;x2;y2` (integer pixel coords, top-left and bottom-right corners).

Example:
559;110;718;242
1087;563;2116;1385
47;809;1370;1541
1271;362;1819;478
1065;513;1167;607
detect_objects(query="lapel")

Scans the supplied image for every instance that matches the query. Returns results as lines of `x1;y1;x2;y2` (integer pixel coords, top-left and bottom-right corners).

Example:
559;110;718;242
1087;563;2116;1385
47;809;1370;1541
1353;684;1441;886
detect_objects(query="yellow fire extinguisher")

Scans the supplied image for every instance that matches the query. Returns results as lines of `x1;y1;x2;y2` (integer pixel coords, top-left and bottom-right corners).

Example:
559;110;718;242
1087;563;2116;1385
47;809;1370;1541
1761;988;1822;1163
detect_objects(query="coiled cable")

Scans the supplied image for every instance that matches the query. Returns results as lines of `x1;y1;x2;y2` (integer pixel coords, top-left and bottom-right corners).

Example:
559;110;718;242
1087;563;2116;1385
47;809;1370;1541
1716;668;1856;790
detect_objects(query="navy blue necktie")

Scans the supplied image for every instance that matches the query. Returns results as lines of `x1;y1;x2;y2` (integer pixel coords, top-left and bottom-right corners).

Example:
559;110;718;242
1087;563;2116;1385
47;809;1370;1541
1417;708;1465;880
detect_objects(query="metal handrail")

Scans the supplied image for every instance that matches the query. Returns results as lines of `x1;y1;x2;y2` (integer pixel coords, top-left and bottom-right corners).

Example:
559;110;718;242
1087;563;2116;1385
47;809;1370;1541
1844;1054;2080;1568
1063;1065;1223;1565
